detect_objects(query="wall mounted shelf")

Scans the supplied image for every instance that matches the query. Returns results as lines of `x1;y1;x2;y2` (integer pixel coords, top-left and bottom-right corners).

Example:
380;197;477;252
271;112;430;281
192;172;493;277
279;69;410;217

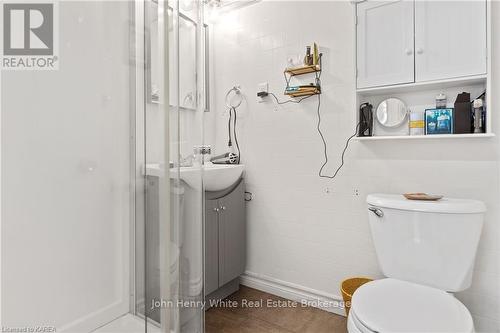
283;53;322;98
355;1;492;139
285;89;321;98
357;75;487;97
355;133;495;141
284;65;321;76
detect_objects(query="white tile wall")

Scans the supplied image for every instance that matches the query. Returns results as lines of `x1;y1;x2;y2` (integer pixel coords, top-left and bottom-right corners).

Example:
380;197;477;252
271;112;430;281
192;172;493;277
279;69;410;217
210;1;500;331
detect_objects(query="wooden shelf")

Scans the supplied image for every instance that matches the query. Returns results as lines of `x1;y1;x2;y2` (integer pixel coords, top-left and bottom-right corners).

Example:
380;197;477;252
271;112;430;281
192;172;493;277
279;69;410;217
285;65;321;76
285;89;321;98
355;133;495;141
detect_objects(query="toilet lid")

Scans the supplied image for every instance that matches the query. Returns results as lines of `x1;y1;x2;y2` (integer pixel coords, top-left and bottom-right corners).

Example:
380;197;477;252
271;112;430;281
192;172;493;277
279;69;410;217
351;279;473;333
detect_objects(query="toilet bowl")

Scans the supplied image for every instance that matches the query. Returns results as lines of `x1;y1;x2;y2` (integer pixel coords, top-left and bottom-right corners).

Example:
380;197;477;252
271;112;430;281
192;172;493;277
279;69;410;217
349;194;486;333
347;279;473;333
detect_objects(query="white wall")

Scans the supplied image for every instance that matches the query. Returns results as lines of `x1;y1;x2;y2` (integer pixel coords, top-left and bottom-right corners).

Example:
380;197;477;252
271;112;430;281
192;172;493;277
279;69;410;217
211;1;500;331
1;2;131;331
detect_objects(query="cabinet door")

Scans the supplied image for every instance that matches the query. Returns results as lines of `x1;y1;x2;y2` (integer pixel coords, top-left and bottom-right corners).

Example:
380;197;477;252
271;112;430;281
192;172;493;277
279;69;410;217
218;181;246;286
204;199;219;295
415;1;486;82
357;0;414;88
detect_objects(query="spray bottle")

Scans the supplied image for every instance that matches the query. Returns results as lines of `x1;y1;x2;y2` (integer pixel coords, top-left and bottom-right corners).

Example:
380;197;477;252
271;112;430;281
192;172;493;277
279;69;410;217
473;99;484;133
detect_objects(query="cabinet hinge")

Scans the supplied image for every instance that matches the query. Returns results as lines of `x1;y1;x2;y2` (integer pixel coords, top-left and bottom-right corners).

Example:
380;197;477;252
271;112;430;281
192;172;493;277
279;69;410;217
355;15;358;25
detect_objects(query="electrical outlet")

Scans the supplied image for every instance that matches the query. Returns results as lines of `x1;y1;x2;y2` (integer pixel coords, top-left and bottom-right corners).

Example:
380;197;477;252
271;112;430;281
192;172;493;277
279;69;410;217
257;82;268;102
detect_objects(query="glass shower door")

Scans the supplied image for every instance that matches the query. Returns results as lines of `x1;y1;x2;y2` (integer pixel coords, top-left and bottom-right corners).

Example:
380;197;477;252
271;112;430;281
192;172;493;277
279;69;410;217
1;1;138;332
137;0;206;332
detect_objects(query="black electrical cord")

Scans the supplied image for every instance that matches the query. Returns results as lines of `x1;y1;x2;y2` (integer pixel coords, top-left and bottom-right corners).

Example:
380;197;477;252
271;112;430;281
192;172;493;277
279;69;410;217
227;106;233;147
268;92;316;105
226;106;241;164
270;53;358;179
316;93;360;179
231;106;241;164
268;90;358;179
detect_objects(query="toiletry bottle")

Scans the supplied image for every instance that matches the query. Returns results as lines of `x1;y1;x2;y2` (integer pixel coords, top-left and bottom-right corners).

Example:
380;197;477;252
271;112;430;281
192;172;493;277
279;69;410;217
473;99;484;133
410;110;425;136
305;46;312;65
313;43;319;66
436;93;447;109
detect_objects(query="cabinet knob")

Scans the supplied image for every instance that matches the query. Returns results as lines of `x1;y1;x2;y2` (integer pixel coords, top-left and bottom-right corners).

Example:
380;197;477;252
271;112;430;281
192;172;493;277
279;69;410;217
221;206;226;211
405;48;413;56
213;208;219;212
416;47;424;55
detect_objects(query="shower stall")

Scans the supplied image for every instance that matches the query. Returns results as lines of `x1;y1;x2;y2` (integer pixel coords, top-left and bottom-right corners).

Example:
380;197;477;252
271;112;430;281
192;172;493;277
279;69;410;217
1;0;206;332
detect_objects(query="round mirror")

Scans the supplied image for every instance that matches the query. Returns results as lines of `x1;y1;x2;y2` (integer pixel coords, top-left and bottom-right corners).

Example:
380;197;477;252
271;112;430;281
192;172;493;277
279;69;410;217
376;98;408;128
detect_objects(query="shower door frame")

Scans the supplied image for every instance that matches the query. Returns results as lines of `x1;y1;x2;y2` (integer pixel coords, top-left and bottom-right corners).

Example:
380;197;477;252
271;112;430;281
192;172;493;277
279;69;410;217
131;1;172;331
133;0;207;331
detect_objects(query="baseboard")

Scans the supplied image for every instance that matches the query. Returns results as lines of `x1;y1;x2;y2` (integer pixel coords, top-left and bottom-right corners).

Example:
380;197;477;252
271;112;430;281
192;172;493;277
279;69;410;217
240;271;346;317
206;278;240;310
59;300;129;332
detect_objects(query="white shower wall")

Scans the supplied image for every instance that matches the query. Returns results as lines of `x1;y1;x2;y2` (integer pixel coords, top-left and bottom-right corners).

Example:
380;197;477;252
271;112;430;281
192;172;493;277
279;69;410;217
210;1;500;331
1;2;132;331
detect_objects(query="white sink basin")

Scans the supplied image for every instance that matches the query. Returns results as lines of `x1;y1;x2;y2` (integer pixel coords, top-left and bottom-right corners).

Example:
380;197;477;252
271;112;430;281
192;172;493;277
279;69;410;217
201;163;245;191
145;163;244;192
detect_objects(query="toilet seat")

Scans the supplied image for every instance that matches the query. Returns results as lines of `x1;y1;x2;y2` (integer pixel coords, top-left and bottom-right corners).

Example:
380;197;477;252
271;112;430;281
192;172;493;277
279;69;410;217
349;278;474;333
348;309;376;333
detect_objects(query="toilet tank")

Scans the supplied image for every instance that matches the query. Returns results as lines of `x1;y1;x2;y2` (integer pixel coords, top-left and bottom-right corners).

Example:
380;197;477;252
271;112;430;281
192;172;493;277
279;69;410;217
367;194;485;292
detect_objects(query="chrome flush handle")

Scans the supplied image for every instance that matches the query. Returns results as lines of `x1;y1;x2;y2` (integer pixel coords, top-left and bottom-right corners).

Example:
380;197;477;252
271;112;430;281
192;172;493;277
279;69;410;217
368;207;384;218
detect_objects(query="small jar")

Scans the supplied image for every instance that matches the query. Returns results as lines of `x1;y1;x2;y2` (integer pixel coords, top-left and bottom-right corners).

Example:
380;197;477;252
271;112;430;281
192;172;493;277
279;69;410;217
410;110;425;136
436;93;447;109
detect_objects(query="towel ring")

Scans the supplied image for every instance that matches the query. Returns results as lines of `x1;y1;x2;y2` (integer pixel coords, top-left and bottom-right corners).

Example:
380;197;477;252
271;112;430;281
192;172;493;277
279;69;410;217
225;86;243;108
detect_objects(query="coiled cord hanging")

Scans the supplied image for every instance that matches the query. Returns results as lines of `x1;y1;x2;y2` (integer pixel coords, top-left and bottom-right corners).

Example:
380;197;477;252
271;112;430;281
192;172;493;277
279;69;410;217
224;86;243;164
227;106;241;164
232;106;241;164
316;93;360;179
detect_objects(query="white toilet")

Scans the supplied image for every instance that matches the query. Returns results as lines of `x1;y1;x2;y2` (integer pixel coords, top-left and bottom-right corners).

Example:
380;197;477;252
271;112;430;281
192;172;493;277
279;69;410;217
348;193;486;333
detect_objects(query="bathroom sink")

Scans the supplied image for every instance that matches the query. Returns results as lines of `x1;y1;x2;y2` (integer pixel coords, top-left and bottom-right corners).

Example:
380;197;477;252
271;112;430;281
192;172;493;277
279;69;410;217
145;163;244;192
201;163;245;191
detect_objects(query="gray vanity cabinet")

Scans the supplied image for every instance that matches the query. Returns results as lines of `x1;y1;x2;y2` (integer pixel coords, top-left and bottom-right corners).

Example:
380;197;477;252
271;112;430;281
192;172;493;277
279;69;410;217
218;182;246;285
205;179;246;297
205;199;220;295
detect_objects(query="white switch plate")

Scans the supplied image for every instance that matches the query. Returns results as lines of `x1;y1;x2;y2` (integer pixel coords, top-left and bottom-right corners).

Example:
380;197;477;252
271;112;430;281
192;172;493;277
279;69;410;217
257;82;268;102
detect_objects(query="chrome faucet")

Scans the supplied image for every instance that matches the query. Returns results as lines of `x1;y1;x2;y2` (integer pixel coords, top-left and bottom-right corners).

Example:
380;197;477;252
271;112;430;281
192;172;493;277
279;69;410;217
178;145;211;167
193;145;212;165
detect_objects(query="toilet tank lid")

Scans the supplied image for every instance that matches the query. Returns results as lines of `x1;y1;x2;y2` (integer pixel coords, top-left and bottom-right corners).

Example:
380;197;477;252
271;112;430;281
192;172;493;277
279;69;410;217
367;193;486;214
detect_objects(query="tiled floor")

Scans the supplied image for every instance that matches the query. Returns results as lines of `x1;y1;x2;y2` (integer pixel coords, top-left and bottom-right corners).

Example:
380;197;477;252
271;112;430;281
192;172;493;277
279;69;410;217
205;286;348;333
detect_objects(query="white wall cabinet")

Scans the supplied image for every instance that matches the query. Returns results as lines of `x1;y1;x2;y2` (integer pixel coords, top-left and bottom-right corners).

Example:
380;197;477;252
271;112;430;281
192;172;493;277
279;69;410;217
357;0;487;89
357;0;415;88
414;1;486;82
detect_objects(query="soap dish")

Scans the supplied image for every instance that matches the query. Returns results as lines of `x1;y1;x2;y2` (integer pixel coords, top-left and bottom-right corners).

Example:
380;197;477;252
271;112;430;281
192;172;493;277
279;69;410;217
403;193;444;201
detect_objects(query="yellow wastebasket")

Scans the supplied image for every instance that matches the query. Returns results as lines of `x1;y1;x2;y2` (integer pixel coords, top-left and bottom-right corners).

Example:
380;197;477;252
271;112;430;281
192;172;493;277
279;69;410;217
341;277;373;316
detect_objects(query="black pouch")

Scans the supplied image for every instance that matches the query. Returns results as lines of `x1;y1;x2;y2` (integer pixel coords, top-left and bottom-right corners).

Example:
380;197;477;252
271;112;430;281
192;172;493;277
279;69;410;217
358;103;373;137
454;92;471;134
